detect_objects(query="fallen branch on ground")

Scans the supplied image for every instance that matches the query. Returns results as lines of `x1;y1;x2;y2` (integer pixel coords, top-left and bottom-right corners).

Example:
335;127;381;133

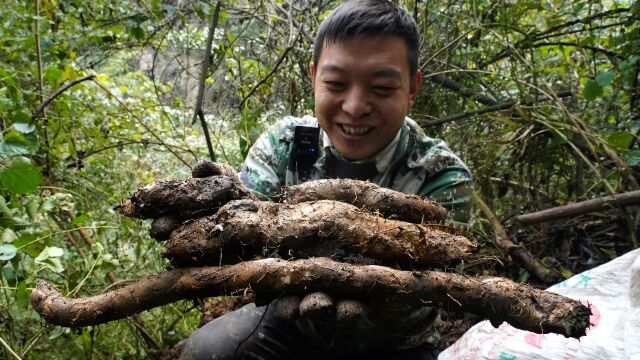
472;193;559;283
517;190;640;225
30;257;591;338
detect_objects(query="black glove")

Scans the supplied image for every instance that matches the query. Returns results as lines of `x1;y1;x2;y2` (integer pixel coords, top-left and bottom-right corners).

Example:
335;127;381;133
273;290;439;354
274;292;369;328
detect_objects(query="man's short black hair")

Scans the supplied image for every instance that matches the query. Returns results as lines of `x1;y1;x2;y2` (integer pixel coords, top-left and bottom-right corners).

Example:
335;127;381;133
313;0;420;78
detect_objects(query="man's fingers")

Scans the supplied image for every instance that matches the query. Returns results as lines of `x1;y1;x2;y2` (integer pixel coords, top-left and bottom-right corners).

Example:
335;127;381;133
298;292;334;320
273;296;302;320
335;299;371;330
150;215;180;241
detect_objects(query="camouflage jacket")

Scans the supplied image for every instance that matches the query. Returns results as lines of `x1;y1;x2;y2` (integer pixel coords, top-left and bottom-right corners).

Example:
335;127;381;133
240;115;474;224
238;116;474;351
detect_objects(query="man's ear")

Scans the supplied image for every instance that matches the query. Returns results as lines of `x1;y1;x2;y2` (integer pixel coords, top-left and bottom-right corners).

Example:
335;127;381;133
408;69;422;108
310;63;316;90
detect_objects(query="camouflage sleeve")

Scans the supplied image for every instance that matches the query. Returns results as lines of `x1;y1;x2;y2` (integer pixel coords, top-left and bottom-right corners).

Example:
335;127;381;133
419;168;474;226
239;124;290;200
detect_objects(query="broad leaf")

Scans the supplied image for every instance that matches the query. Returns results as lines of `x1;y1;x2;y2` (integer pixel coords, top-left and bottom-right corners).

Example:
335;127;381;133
15;281;28;309
35;246;65;273
0;243;17;261
13;233;43;258
625;150;640;166
606;132;634;150
2;228;17;243
583;80;603;101
595;70;616;87
13;122;35;134
0;157;43;194
0;131;31;157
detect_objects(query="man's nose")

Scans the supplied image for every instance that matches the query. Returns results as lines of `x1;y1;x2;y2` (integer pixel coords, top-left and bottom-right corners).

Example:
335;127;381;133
341;87;372;118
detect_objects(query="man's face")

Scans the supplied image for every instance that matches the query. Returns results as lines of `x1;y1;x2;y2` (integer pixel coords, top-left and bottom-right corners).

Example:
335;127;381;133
312;35;421;161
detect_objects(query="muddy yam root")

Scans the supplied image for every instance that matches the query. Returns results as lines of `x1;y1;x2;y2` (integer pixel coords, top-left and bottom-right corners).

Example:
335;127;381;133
163;199;475;267
116;176;255;220
30;257;591;338
283;179;447;224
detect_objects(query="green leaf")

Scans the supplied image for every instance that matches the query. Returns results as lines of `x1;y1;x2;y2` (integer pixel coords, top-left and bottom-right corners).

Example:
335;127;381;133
44;67;63;87
0;131;31;157
35;246;65;273
595;70;616;87
72;213;88;226
14;233;43;258
13;122;36;134
0;67;17;90
606;131;633;149
0;243;17;261
583;80;603;101
625;149;640;166
48;327;68;341
2;228;17;243
25;197;39;221
2;266;16;283
0;157;43;194
533;14;547;31
130;26;145;40
40;193;73;213
0;196;12;219
0;88;13;112
15;281;28;309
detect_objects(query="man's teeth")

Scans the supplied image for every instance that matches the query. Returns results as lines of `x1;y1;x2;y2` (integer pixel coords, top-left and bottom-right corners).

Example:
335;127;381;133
341;125;371;135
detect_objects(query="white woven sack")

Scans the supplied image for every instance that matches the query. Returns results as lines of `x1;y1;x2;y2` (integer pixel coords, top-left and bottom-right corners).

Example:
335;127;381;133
439;248;640;360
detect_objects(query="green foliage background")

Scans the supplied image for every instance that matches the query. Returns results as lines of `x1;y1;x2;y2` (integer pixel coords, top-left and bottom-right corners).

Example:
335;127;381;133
0;0;638;358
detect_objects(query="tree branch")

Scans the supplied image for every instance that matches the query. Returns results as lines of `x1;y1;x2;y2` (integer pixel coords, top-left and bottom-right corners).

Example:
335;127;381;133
32;74;97;119
419;90;573;126
191;1;222;162
424;71;498;106
238;45;294;110
517;190;640;225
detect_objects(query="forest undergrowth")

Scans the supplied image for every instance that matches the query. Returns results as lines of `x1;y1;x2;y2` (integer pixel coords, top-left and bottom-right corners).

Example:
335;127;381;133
0;0;638;358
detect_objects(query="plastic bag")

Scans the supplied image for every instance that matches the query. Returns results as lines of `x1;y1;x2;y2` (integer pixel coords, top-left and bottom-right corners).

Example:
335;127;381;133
439;248;640;360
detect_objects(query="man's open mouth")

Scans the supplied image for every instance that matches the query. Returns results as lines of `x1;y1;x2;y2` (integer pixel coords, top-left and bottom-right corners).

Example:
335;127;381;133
339;124;373;136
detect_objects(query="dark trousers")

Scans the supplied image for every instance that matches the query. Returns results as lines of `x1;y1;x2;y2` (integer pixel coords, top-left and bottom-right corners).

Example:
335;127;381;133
179;303;438;360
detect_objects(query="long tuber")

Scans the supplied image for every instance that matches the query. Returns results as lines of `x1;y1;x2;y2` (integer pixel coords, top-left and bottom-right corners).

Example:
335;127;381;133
282;179;447;224
163;199;475;267
30;257;591;338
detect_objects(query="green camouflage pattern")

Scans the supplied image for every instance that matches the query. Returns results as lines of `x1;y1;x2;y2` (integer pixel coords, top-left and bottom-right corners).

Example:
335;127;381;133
240;115;474;225
239;116;474;351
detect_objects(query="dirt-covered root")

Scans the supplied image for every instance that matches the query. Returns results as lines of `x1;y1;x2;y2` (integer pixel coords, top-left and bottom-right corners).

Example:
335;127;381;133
116;176;255;220
191;160;239;180
30;257;591;338
163;199;476;267
150;216;180;241
283;179;447;224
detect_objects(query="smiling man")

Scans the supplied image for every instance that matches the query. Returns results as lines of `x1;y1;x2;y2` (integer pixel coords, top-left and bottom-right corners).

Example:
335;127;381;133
180;1;473;359
239;1;472;224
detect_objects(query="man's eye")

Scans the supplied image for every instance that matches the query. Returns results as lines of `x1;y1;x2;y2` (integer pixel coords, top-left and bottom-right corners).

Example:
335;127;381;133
372;86;396;95
324;81;346;90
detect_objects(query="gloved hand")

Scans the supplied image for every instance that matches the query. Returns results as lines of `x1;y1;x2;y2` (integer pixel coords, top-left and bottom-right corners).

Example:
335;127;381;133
273;292;371;330
148;160;242;241
272;291;439;354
